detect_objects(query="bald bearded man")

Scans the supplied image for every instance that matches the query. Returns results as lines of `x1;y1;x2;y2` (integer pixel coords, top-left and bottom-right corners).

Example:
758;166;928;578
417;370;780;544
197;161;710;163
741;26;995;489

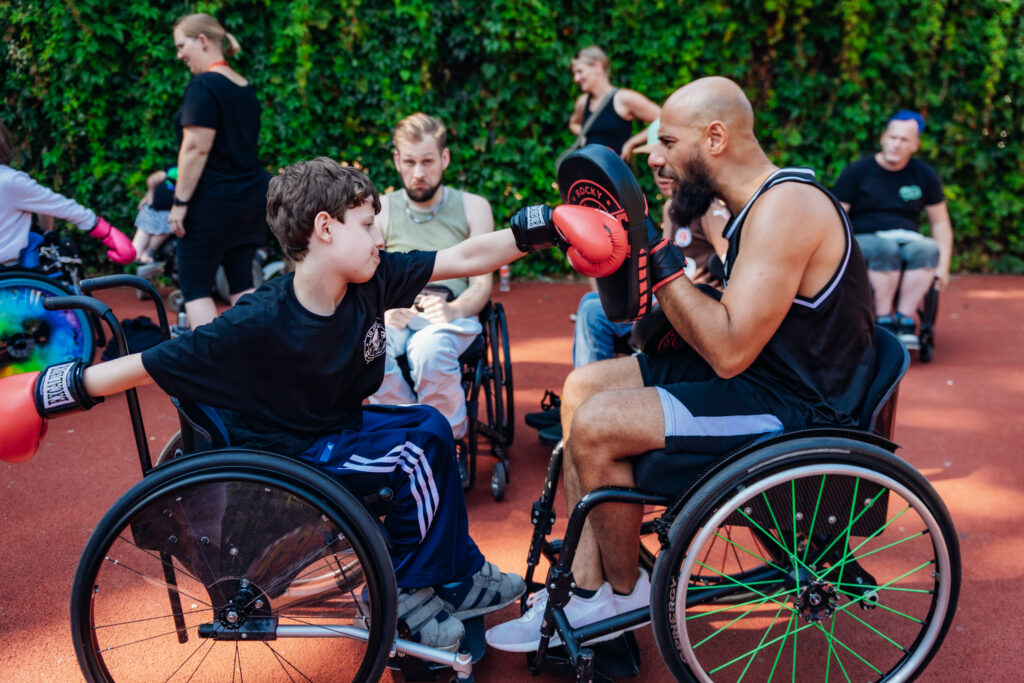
486;77;877;652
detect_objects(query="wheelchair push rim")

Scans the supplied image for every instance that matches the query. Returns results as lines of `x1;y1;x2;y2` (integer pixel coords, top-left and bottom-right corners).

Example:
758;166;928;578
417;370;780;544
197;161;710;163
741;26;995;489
0;273;95;377
652;449;959;682
70;451;397;683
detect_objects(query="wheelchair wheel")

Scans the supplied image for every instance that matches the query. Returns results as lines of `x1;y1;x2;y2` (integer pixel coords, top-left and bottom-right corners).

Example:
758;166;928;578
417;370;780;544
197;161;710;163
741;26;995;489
917;283;939;363
484;302;514;446
71;450;397;683
0;272;95;377
650;437;960;682
156;430;184;465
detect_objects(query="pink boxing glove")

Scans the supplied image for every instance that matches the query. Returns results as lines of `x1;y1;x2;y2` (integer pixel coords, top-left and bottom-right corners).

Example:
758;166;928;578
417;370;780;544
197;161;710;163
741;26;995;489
89;217;136;264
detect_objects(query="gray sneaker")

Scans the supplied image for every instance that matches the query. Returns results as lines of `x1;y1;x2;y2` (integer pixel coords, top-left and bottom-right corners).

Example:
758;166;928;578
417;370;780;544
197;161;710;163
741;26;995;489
436;561;526;620
397;587;465;652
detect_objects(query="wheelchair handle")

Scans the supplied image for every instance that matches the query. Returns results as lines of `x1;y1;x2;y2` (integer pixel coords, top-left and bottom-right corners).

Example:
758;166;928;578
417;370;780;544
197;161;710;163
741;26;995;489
80;275;171;340
41;294;153;474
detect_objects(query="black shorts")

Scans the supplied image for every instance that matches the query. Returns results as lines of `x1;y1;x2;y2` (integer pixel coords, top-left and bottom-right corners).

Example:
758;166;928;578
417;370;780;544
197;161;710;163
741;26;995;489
631;343;814;496
178;179;269;302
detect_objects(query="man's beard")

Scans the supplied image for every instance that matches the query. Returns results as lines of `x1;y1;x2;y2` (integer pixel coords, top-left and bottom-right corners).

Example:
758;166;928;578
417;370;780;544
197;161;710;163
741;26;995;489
405;178;443;203
665;152;717;228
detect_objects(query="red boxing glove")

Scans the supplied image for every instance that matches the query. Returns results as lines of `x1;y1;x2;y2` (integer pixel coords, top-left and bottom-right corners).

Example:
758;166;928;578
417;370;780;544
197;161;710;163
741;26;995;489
89;217;136;264
551;205;629;278
648;238;688;292
0;372;48;463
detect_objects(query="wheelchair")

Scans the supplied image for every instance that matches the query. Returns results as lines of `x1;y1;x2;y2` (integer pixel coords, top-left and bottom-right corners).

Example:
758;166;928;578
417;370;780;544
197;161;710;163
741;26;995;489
0;230;105;378
520;324;961;682
48;275;480;682
904;276;940;363
395;298;515;501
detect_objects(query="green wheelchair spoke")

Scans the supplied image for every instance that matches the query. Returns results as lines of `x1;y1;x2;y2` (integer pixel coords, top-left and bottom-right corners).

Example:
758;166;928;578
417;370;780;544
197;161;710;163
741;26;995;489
687;583;796;622
801;475;829;566
690;586;793;648
735;604;788;683
812;620;884;677
808;484;895;569
836;606;909;652
710;526;793;577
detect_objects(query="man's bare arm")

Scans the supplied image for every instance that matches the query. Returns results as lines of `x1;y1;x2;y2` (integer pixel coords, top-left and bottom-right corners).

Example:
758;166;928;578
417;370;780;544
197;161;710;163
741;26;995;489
448;193;495;319
924;201;953;289
655;184;837;378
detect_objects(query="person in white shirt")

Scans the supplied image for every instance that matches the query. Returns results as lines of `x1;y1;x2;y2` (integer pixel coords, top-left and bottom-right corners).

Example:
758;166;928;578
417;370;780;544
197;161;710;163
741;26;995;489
0;120;134;266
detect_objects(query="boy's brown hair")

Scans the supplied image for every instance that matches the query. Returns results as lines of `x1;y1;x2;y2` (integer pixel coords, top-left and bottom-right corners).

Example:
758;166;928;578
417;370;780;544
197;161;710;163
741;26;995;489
266;157;381;261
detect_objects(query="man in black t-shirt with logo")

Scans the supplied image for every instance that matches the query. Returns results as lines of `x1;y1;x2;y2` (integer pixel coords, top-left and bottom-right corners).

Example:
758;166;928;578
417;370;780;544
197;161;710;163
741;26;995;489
833;110;953;344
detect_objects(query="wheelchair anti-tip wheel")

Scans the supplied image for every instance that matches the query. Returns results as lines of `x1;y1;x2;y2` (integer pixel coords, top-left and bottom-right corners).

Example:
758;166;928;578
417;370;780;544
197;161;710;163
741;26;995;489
0;272;95;377
650;437;960;682
71;450;397;683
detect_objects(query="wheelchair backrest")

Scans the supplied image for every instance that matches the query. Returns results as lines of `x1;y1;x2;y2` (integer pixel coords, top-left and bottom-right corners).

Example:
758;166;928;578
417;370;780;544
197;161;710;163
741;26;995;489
859;325;910;439
172;397;231;454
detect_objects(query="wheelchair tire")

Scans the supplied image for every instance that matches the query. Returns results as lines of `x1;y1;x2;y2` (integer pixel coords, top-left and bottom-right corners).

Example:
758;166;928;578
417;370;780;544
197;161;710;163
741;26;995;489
650;436;960;682
70;450;398;683
0;271;96;377
485;302;514;446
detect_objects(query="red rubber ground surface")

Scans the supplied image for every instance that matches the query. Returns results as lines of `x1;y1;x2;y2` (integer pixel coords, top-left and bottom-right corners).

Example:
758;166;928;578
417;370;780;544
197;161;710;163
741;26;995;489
1;274;1021;681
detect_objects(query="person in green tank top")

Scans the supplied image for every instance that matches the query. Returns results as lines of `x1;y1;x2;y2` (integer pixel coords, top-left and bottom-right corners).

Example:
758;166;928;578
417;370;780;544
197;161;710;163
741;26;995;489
368;113;495;452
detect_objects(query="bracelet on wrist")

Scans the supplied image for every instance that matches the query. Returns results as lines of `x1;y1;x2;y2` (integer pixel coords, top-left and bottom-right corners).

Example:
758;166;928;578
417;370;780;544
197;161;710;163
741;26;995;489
172;195;190;207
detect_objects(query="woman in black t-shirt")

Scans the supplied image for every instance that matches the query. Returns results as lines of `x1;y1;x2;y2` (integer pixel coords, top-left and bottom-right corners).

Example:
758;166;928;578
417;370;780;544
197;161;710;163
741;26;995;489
168;13;271;329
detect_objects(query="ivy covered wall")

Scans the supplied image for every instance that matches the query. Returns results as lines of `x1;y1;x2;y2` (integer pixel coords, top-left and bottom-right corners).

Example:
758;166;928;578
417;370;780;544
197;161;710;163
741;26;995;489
2;0;1021;274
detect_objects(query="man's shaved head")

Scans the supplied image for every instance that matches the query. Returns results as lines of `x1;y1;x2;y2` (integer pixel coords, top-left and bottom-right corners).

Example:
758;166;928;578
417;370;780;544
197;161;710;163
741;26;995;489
651;77;770;225
662;76;754;139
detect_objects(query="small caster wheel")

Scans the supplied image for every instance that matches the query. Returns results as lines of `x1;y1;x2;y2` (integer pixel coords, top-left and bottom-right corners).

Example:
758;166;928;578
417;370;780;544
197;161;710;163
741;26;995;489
490;462;507;501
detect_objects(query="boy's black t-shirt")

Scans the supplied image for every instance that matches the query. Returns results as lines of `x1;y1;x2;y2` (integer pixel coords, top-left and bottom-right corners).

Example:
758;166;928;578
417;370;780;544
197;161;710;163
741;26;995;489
141;250;436;454
832;156;944;235
174;72;269;201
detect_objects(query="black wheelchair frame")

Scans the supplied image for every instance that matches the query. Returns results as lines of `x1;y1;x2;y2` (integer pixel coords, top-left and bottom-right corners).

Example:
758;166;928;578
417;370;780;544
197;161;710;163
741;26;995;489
397;300;515;501
520;325;961;682
47;276;480;682
0;231;106;376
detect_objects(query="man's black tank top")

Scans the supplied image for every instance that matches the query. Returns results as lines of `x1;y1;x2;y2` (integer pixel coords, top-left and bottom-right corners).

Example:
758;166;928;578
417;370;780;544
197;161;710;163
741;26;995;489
723;168;876;427
584;92;633;154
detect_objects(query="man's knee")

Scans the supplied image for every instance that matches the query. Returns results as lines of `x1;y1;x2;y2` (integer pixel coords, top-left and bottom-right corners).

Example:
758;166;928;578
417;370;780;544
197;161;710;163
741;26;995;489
901;239;940;271
857;235;902;271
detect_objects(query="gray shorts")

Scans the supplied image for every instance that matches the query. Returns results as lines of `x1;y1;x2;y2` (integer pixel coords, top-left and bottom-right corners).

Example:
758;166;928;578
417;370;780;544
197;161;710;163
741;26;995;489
855;233;939;271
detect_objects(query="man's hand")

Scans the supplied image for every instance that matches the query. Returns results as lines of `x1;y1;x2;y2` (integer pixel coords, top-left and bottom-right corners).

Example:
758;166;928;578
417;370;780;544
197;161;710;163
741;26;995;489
384;308;416;330
416;294;458;324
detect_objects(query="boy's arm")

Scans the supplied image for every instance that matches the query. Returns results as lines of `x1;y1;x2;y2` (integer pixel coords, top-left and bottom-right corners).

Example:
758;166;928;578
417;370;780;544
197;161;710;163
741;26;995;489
83;354;154;397
431;230;524;283
422;193;495;323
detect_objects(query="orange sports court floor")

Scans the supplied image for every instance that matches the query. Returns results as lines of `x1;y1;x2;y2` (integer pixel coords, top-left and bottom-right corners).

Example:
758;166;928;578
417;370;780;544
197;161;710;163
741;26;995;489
2;274;1022;681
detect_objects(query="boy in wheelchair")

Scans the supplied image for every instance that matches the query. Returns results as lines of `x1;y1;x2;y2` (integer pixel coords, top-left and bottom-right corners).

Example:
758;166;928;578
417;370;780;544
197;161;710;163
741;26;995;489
487;77;881;652
2;156;631;654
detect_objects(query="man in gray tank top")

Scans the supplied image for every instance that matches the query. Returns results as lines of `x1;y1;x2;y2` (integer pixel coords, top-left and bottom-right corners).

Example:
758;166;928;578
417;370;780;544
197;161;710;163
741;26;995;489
368;113;495;448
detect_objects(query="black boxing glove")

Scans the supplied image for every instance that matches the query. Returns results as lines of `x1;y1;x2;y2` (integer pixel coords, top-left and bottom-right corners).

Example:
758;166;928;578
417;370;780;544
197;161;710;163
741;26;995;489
509;204;564;252
33;360;103;417
648;238;689;293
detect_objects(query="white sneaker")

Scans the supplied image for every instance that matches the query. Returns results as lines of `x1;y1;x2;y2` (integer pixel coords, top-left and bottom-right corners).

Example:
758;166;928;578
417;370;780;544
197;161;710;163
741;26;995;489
613;569;651;631
485;583;618;653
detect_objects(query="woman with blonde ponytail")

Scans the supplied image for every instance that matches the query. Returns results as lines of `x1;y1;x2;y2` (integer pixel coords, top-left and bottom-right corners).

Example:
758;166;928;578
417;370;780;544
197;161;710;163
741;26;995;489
169;13;270;329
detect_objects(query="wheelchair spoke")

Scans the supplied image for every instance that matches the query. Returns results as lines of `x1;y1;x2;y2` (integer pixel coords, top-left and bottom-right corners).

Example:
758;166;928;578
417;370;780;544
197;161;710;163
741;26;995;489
658;458;958;683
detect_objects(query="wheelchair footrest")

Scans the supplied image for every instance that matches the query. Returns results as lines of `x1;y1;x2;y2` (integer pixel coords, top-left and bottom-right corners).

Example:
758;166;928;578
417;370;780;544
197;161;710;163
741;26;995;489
526;631;641;682
387;616;486;681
